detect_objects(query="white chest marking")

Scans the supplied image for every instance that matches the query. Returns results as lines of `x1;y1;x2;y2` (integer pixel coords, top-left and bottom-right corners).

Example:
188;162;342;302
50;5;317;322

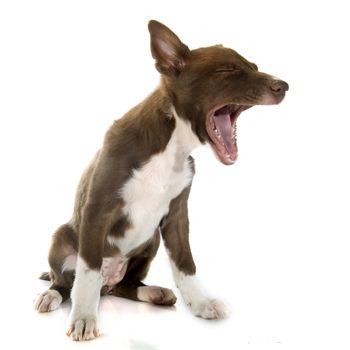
107;110;201;255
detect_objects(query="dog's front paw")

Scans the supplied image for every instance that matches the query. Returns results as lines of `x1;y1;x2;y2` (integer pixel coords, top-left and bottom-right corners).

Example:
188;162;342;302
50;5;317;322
66;317;99;341
188;298;229;319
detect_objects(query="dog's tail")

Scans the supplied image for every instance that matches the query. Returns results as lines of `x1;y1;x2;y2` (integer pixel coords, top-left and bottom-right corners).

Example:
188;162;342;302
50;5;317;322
39;272;51;281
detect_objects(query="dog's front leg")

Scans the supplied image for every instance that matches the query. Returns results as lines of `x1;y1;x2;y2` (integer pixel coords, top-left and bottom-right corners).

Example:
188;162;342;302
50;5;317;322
161;186;228;319
67;257;101;341
67;202;111;341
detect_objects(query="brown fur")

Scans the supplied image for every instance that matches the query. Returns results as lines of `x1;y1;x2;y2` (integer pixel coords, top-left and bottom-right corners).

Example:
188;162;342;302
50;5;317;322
62;89;176;270
39;20;288;311
161;164;196;275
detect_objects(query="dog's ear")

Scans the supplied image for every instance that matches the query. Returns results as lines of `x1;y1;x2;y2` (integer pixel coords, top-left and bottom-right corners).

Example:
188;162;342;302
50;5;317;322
148;20;190;76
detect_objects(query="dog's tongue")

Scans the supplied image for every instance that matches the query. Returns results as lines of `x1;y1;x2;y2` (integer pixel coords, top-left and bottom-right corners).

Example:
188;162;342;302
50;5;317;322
214;112;234;156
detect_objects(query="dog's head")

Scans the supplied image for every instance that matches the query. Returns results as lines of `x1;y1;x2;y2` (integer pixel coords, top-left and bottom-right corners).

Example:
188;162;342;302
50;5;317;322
148;20;289;165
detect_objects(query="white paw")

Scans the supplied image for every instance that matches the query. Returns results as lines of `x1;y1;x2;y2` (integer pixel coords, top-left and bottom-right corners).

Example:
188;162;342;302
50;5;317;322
188;298;229;319
67;317;99;341
34;290;62;313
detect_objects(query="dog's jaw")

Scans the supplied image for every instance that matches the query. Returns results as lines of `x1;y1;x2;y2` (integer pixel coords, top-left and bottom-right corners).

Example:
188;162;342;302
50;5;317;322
206;104;250;165
205;81;288;166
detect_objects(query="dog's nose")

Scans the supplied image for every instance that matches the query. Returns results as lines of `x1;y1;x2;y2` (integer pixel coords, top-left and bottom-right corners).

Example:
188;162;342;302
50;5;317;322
270;80;289;94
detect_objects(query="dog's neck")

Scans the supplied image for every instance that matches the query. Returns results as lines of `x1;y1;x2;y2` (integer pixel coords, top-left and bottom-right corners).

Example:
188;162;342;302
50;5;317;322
106;86;201;180
132;85;201;154
169;105;202;160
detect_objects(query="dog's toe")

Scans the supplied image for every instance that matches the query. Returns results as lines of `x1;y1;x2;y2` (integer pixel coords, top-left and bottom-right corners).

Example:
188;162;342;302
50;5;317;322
34;290;63;313
67;318;99;341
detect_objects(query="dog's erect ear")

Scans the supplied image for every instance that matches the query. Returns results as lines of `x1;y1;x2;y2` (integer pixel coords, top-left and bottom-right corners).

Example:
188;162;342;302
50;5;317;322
148;20;190;75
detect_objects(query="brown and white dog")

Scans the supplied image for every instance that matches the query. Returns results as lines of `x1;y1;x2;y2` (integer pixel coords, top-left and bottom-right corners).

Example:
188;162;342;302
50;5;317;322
34;20;288;341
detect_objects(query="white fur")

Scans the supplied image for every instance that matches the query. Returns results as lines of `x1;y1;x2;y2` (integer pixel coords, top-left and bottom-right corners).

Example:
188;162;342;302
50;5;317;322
62;254;77;273
170;260;229;319
67;256;102;341
108;110;201;255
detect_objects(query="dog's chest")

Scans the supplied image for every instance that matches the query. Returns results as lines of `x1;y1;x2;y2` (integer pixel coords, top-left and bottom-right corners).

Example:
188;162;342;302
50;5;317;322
108;116;199;255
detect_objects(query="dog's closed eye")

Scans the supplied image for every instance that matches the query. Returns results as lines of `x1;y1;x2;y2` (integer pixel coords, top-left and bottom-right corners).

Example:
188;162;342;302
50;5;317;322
215;65;241;74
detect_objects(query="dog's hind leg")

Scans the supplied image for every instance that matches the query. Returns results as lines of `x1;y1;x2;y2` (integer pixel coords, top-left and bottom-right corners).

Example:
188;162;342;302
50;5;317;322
107;232;176;306
35;223;77;312
107;257;177;306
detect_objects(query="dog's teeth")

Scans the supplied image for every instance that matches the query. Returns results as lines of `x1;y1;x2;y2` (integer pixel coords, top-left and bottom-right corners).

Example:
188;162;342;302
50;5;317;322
215;129;222;140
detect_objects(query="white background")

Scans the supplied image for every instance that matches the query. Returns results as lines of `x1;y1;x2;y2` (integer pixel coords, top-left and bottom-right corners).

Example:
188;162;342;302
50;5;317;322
1;1;349;349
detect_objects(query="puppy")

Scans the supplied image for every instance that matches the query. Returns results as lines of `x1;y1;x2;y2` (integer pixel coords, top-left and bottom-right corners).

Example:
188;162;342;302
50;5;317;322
35;20;288;341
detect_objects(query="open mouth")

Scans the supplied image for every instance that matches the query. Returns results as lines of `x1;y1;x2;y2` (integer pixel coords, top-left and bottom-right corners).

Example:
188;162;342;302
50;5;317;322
206;103;250;165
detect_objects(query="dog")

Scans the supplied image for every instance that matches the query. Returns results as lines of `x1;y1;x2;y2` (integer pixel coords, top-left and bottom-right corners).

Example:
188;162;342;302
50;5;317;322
34;20;288;341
